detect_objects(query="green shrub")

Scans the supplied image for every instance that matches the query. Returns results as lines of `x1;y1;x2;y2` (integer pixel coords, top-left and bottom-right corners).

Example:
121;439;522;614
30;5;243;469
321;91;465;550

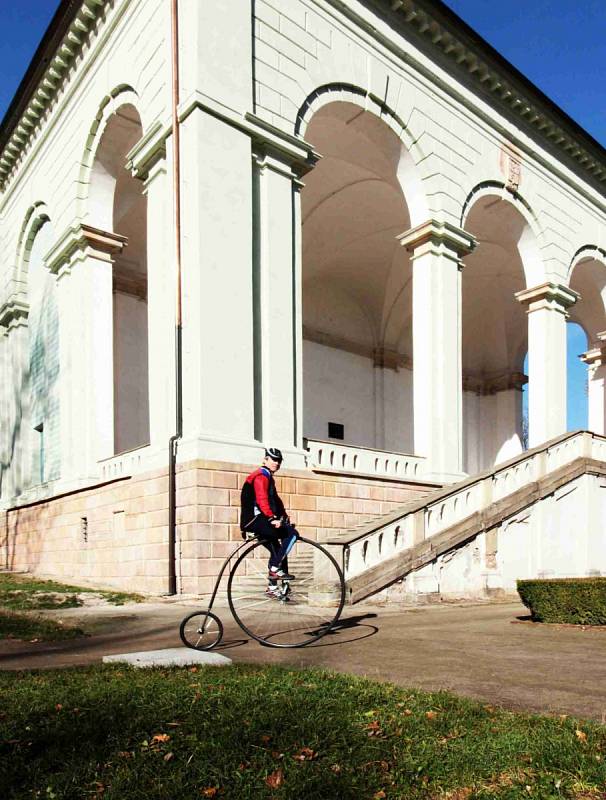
517;577;606;625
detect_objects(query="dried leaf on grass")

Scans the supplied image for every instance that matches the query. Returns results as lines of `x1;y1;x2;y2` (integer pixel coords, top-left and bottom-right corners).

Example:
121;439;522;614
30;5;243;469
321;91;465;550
152;734;170;744
265;769;284;789
576;729;588;743
365;720;384;737
293;746;317;761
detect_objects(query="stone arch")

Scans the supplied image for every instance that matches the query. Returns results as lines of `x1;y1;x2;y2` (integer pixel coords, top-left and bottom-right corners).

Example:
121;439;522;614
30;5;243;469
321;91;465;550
568;246;606;340
295;83;430;226
459;182;542;472
567;245;606;285
78;86;150;454
460;181;544;288
13;202;52;297
300;89;421;452
17;207;60;486
77;85;142;222
567;245;606;434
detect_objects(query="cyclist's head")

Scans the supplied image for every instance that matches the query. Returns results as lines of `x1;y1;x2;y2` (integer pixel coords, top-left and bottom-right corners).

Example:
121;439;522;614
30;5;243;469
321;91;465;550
263;447;283;471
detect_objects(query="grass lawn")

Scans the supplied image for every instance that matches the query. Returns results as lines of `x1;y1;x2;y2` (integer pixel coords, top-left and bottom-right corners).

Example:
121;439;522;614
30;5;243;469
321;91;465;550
0;573;143;642
0;664;604;799
0;609;85;642
0;573;143;611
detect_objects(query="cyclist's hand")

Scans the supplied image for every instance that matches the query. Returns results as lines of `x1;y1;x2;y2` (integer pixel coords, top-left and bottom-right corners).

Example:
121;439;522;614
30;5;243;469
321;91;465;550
270;519;282;528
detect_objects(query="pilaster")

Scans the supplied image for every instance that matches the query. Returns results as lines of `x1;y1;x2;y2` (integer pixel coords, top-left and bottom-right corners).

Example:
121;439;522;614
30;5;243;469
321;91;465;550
516;282;579;446
399;219;476;482
128;134;174;453
0;298;30;498
252;147;307;465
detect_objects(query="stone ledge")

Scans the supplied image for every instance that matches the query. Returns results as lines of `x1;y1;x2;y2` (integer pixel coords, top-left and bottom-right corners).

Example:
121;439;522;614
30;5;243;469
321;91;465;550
103;647;232;668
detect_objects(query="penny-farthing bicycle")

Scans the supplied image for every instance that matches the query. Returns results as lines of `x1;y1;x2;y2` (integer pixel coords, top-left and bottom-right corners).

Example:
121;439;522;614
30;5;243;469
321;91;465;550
179;533;346;649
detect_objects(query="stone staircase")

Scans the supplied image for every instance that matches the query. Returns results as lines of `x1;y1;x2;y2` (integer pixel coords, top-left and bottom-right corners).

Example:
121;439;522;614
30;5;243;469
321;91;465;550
320;431;606;604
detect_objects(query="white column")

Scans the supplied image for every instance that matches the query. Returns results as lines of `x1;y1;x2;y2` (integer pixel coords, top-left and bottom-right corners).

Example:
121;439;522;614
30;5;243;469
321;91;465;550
49;225;125;483
254;149;306;463
399;220;476;482
516;282;578;447
581;331;606;435
179;108;257;461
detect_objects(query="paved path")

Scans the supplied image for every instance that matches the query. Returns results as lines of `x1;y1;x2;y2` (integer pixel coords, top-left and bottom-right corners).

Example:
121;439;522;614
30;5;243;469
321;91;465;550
1;600;605;722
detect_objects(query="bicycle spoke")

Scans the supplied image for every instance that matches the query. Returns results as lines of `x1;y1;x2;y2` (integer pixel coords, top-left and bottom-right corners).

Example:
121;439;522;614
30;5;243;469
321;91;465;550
227;537;345;648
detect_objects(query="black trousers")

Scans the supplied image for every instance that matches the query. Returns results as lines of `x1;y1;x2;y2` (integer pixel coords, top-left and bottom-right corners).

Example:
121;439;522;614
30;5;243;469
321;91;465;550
245;516;298;570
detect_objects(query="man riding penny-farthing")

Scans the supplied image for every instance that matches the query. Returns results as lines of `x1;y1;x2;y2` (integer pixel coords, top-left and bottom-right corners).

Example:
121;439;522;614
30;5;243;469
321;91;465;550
179;447;345;649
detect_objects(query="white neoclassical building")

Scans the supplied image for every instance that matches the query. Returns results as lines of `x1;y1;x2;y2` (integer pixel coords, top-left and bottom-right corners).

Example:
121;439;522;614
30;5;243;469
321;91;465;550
1;0;606;599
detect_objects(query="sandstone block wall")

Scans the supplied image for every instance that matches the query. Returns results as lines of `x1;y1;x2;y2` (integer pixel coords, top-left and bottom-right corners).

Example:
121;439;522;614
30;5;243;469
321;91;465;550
0;458;433;595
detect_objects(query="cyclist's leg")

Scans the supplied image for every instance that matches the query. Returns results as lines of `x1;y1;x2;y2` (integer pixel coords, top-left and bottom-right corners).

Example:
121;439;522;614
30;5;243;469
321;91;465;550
274;522;299;570
246;516;281;572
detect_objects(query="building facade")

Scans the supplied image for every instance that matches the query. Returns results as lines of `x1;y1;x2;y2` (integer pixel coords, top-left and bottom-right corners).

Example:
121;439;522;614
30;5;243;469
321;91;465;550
1;0;605;597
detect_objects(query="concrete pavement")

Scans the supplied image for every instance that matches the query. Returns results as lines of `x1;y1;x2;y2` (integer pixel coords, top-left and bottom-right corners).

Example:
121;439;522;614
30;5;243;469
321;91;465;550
1;599;605;722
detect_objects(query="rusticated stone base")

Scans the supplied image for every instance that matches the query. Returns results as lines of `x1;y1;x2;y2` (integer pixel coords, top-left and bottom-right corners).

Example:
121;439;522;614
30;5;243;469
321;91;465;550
0;458;434;595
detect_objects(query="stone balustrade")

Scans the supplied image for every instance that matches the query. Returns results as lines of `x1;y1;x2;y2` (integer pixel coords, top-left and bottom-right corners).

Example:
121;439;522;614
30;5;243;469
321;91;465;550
324;430;606;583
99;446;150;480
304;438;426;480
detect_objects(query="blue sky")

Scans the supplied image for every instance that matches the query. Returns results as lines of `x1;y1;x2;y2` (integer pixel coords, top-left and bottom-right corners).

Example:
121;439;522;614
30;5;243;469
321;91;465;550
0;1;600;430
441;0;606;147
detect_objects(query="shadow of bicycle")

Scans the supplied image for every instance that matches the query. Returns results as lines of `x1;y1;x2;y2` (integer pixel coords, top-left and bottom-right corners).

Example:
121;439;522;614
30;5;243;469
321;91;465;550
304;613;379;647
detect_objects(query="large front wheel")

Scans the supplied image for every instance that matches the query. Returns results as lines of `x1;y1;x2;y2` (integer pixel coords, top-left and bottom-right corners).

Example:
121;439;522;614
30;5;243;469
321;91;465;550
227;536;345;648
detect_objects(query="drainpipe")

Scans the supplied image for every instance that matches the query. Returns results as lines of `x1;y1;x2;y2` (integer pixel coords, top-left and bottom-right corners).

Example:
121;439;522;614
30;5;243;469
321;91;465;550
168;0;182;595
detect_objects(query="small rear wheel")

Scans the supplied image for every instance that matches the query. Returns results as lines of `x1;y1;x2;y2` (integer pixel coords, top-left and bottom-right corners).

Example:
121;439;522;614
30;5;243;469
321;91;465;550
179;610;223;651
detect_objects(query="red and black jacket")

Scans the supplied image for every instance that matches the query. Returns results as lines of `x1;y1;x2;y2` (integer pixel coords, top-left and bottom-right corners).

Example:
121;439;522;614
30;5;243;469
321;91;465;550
240;467;286;530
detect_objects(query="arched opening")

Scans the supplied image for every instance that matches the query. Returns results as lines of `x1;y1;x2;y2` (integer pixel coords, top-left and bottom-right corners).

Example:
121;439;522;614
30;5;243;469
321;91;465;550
462;193;533;472
569;254;606;433
26;218;60;485
566;321;588;430
301;101;418;453
89;103;149;454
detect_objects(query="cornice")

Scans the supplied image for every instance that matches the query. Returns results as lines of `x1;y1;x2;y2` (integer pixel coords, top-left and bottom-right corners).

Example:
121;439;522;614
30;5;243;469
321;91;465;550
1;0;604;197
0;0;112;191
371;0;606;190
180;91;320;175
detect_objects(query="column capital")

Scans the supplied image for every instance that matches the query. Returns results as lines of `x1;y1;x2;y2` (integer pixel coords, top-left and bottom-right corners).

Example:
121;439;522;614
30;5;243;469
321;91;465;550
126;119;167;182
0;295;29;330
515;282;579;314
45;223;128;277
397;219;476;261
463;370;527;395
581;331;606;368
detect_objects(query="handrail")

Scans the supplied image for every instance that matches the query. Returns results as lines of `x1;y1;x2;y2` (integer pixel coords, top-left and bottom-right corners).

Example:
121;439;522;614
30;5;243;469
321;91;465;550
346;455;606;604
323;430;598;547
